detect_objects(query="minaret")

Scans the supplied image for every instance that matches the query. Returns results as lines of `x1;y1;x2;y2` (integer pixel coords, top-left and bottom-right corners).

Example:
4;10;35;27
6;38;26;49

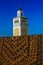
13;8;28;36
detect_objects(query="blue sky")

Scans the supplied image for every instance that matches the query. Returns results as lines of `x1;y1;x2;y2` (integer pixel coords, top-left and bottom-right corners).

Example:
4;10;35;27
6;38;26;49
0;0;43;37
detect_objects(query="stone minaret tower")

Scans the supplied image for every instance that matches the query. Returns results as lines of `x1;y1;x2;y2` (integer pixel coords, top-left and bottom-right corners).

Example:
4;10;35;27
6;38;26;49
13;8;28;36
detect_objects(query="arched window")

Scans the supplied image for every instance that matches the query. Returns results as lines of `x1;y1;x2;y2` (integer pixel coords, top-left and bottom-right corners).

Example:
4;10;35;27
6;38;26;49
15;20;19;23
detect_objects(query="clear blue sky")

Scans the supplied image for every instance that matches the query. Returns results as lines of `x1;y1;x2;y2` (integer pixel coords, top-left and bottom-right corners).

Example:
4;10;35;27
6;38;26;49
0;0;43;37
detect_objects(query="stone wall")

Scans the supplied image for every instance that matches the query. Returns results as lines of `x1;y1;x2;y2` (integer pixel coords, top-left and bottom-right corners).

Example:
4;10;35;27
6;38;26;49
0;35;43;65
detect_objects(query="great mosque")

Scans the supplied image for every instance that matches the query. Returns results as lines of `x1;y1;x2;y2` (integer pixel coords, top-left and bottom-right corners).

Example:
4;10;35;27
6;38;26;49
0;9;43;65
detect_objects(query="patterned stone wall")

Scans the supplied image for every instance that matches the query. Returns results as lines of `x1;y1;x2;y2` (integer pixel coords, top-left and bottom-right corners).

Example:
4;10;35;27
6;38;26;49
0;35;43;65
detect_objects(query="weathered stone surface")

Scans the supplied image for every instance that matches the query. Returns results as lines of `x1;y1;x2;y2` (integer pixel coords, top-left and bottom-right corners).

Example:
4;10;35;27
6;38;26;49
0;35;43;65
